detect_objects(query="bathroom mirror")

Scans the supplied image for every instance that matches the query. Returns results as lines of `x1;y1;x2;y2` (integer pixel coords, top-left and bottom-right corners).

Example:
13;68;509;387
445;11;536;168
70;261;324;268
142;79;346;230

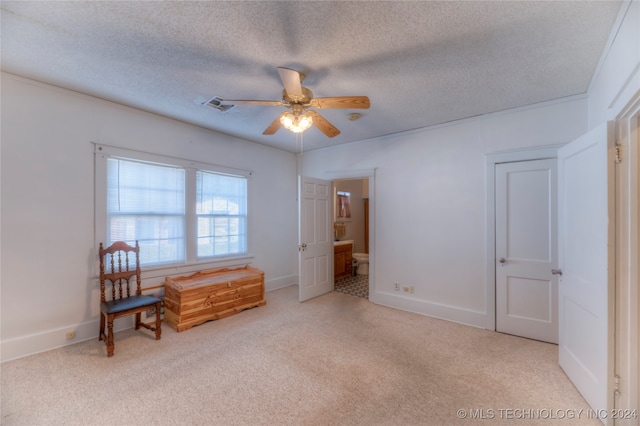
335;190;351;221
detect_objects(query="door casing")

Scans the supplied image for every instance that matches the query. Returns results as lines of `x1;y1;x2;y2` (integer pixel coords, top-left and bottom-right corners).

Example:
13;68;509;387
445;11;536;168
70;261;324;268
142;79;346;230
318;169;376;302
612;91;640;416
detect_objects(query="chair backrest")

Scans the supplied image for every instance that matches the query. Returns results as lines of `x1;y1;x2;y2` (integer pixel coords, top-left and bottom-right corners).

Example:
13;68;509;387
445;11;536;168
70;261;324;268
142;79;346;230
99;241;142;303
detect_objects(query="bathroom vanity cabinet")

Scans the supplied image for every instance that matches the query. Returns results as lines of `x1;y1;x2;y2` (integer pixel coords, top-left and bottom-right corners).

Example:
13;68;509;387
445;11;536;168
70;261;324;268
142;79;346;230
334;242;353;280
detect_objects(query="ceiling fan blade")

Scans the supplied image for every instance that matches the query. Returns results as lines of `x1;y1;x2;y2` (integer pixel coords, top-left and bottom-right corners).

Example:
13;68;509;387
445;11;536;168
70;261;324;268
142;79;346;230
306;111;340;138
277;67;304;100
220;99;284;106
311;96;370;109
263;113;286;135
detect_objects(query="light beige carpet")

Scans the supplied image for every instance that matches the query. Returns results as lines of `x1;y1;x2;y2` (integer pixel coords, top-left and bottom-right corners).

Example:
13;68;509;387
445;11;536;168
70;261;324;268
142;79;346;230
1;286;599;425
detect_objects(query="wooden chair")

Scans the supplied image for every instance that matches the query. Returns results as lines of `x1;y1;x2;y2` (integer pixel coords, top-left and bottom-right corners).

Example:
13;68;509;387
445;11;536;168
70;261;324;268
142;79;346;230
99;241;162;357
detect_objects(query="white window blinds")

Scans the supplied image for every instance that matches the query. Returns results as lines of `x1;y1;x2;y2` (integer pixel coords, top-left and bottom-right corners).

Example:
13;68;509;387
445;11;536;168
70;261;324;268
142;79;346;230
107;158;186;266
98;144;252;270
196;170;247;258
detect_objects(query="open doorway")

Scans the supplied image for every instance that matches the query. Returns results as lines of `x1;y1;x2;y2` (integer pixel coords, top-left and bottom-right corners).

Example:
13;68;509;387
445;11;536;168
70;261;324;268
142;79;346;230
333;178;370;299
321;170;375;302
297;170;375;303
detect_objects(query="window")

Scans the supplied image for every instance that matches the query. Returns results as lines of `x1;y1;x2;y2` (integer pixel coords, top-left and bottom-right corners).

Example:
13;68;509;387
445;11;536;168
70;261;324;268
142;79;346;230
196;170;247;258
96;144;250;269
107;158;186;265
336;190;351;219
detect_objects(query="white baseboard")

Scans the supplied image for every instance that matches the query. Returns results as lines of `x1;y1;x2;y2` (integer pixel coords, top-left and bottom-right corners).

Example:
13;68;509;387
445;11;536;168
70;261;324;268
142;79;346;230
265;274;298;292
3;277;486;362
0;317;133;363
374;291;487;329
2;275;299;363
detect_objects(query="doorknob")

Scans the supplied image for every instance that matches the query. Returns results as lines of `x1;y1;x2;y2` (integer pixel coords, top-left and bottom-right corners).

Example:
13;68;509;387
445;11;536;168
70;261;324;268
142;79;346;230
299;243;307;252
499;258;507;264
551;268;563;276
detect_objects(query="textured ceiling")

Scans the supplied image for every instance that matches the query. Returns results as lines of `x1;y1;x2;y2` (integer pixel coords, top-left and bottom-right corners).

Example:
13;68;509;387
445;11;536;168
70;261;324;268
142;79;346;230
0;1;623;152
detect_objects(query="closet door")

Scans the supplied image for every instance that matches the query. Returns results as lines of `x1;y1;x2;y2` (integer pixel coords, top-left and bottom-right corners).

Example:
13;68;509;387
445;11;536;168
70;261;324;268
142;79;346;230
495;159;557;343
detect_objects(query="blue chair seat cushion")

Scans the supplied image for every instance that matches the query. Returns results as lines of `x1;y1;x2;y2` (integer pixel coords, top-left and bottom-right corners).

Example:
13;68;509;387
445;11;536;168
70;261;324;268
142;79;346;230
101;295;161;315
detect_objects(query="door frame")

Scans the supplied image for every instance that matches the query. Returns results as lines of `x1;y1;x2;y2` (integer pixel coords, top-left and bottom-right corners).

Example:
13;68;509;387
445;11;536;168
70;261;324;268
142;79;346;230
321;168;376;303
613;90;640;416
485;145;562;331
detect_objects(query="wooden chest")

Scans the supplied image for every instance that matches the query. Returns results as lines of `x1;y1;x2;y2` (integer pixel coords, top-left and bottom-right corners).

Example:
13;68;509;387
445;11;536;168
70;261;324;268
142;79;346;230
164;265;266;332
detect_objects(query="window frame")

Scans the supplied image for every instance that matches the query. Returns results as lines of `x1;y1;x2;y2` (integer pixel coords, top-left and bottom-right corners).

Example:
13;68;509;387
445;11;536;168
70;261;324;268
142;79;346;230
194;169;248;260
95;144;253;279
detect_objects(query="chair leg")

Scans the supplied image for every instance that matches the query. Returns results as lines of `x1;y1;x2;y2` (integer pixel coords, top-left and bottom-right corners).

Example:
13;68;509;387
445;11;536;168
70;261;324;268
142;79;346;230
106;315;115;357
135;312;142;330
99;313;105;341
155;301;162;340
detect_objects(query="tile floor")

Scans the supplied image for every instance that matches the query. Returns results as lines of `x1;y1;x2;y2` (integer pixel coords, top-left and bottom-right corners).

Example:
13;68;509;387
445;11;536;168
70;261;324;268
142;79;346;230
334;274;369;299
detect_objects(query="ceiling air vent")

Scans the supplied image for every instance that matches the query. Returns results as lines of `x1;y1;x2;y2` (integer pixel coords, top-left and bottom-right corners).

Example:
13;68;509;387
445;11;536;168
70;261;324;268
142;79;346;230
204;96;234;112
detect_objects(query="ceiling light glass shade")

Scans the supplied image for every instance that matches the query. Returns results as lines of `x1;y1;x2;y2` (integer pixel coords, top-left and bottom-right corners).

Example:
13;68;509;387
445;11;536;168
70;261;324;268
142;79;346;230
280;111;313;134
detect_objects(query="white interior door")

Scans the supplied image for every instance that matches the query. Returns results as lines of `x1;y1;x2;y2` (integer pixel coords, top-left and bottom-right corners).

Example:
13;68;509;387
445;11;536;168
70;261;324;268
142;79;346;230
496;159;558;343
299;176;333;302
558;123;614;415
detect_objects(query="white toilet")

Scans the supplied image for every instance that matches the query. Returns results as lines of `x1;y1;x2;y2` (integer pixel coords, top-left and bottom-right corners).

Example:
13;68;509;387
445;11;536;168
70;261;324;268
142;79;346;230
352;253;369;275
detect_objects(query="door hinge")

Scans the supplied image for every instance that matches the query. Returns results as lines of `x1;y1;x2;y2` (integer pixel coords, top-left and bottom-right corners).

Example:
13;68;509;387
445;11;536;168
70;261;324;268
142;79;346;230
615;145;622;164
614;374;621;397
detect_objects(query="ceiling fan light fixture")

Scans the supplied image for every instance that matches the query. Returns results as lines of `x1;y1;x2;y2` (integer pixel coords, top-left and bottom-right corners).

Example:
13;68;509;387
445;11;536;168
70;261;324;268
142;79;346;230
217;66;368;138
280;111;313;134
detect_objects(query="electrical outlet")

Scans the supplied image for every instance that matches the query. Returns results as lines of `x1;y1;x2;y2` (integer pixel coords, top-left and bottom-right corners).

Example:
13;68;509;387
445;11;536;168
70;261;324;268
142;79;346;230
66;331;76;340
394;283;400;292
410;286;415;294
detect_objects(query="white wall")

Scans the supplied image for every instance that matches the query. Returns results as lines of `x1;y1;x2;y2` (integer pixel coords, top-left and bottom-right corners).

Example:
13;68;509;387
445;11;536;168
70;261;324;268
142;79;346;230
588;1;640;126
0;74;299;361
302;97;589;327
